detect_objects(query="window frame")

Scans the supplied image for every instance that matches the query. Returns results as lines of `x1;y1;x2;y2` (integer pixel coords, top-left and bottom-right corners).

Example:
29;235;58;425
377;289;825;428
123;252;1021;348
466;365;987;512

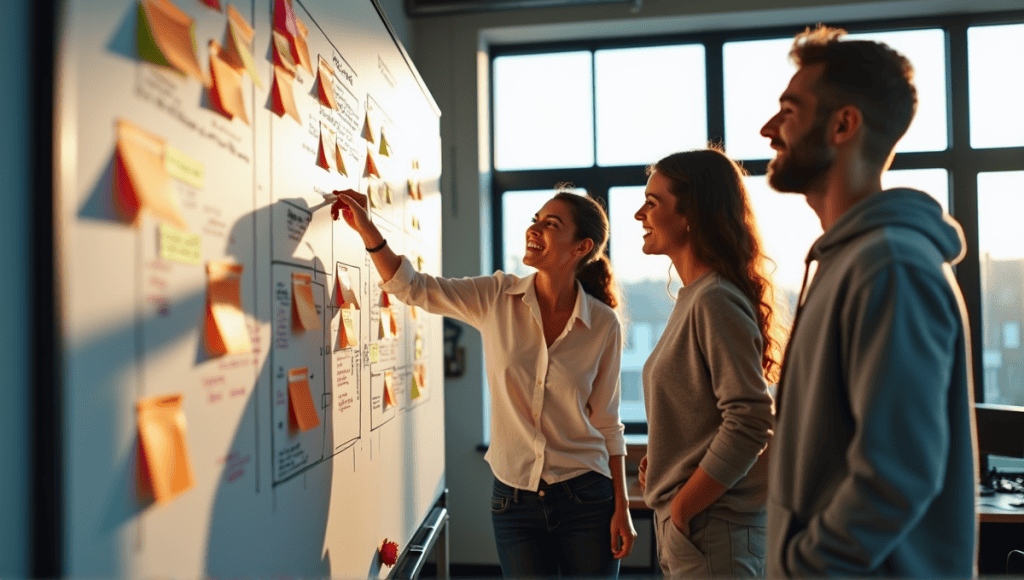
489;10;1024;441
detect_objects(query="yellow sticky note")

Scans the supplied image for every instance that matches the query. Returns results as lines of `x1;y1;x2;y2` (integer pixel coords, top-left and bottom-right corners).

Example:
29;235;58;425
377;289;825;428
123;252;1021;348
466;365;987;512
415;330;423;360
165;145;204;189
292;272;321;331
115;119;189;230
137;393;195;503
205;261;252;355
288;367;320;432
339;309;358;349
369;343;379;363
335;141;348;176
378;130;391;156
160;223;201;265
362;112;375;143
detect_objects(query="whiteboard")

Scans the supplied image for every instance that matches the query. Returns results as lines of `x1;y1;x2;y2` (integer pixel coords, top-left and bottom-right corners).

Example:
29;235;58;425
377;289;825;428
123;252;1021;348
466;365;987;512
55;1;444;577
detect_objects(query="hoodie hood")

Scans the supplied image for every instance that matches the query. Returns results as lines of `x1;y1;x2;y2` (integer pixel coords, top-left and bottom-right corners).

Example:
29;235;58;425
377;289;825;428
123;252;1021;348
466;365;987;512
808;188;966;266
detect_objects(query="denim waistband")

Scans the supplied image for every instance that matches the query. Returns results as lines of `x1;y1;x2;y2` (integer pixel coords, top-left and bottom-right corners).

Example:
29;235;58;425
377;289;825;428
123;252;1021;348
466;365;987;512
496;471;610;502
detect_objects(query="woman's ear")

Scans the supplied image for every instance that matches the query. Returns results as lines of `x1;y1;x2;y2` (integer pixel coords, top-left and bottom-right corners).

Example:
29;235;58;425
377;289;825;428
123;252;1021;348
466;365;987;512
575;238;595;259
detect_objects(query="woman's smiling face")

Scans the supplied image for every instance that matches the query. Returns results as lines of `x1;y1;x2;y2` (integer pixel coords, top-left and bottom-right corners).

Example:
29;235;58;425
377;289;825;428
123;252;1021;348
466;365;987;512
635;169;690;256
523;199;586;272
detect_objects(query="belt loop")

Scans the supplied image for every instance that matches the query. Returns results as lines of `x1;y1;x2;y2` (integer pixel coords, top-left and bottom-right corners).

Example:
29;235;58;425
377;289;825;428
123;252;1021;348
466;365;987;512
562;480;573;498
513;487;519;503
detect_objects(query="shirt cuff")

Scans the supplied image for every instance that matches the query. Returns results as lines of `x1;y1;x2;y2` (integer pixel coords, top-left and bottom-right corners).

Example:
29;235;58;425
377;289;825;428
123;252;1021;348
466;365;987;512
603;430;627;457
698;448;747;489
379;256;416;293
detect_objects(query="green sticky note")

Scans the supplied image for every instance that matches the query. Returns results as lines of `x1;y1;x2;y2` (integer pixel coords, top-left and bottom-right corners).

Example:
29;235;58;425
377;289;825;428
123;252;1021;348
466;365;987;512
137;3;172;70
165;146;204;189
369;343;379;363
159;223;202;265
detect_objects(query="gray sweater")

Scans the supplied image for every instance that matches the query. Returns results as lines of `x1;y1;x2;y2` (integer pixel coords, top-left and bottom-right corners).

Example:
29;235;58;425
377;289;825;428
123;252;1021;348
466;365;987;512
642;272;774;523
767;189;977;578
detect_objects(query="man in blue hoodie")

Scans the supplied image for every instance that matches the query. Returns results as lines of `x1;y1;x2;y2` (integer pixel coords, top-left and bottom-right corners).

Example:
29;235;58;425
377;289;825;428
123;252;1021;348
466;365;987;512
760;25;978;577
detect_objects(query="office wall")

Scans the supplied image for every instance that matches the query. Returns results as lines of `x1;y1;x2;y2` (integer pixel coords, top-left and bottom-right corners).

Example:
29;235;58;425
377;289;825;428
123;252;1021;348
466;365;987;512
0;0;30;576
409;0;1024;565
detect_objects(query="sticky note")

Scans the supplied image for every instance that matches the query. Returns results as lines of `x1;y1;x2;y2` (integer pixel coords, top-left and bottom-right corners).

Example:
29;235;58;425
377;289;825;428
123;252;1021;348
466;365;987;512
335;141;348;176
378;130;391;156
380;291;391;308
415;330;423;360
369;343;379;363
272;30;297;74
383;371;396;409
205;261;252;355
165;145;204;189
288;367;320;432
225;5;262;88
362;112;375;143
335;265;360;309
136;393;195;503
379;307;396;339
411;364;425;399
292;272;321;331
114;119;189;230
199;0;221;9
409;304;418;320
367;182;379;209
416;255;425;271
209;40;249;125
317;56;338;110
339;309;358;349
271;65;300;122
316;122;335;172
160;223;202;265
272;0;310;74
365;149;380;178
137;0;208;85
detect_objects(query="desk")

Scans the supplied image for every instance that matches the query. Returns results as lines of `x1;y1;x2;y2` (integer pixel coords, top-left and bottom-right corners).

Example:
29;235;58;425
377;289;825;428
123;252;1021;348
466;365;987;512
978;492;1024;523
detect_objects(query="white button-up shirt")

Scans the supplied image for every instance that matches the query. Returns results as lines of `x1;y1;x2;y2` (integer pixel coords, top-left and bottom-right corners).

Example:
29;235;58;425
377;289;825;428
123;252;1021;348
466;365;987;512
381;257;626;491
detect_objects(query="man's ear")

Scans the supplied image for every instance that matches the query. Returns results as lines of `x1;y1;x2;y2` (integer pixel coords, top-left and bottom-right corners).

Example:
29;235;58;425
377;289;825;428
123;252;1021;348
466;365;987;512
831;106;862;146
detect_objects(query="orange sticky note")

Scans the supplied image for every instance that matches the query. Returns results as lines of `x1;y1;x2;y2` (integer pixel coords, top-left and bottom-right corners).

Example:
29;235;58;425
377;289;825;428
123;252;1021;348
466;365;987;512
317;56;338;110
365;149;380;178
271;65;300;122
114;119;189;230
137;0;208;85
292;20;312;75
209;40;249;124
339;309;358;349
205;261;252;355
136;394;195;503
288;367;320;432
362;112;375;143
335;265;360;309
316;123;335;172
292;272;321;331
224;5;262;88
383;371;396;409
272;30;297;75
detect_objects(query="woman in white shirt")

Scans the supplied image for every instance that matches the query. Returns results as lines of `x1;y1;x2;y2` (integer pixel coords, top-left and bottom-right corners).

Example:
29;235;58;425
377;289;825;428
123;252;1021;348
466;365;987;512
330;187;636;577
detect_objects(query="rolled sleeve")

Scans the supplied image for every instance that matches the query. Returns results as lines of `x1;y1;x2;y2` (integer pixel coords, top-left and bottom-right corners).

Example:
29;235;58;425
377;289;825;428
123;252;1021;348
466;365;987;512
588;320;626;457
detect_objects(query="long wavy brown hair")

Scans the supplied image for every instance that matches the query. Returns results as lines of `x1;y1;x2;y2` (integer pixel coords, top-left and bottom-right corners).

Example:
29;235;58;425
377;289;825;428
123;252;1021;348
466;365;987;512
648;148;784;383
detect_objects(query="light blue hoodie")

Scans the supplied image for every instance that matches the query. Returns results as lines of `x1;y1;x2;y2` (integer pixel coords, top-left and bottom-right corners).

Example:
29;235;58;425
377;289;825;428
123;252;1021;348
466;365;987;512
767;188;978;578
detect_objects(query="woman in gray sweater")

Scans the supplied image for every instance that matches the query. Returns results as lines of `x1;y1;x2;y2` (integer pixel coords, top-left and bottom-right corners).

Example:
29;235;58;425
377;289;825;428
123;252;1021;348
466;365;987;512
635;148;782;578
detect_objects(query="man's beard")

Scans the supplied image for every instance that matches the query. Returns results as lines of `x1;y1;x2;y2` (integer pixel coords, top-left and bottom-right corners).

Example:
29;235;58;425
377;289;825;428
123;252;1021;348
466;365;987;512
767;116;833;194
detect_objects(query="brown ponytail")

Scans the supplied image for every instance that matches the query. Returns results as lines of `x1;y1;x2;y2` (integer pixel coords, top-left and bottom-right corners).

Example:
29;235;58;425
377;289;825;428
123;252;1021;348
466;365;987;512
551;188;620;311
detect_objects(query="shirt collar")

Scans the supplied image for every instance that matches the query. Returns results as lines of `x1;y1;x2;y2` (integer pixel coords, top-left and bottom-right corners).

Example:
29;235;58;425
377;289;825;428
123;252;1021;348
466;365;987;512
505;273;593;329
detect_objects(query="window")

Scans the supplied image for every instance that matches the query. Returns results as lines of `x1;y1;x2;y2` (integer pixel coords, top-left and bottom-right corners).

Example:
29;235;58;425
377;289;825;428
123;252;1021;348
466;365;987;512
491;14;1024;437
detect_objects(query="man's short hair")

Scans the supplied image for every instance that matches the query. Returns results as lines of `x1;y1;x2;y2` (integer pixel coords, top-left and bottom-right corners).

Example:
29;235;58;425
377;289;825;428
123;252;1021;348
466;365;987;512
791;25;918;167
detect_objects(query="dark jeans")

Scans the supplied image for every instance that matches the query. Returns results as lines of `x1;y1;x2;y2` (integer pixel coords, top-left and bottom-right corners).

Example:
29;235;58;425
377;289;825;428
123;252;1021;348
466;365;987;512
491;471;620;579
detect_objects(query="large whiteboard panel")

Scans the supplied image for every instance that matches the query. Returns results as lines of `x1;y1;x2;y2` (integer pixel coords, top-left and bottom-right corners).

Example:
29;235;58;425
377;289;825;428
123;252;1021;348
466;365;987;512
55;1;444;578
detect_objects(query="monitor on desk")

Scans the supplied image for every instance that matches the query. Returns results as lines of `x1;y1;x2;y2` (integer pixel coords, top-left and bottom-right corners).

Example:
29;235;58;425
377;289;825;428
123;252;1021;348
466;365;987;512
976;403;1024;459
